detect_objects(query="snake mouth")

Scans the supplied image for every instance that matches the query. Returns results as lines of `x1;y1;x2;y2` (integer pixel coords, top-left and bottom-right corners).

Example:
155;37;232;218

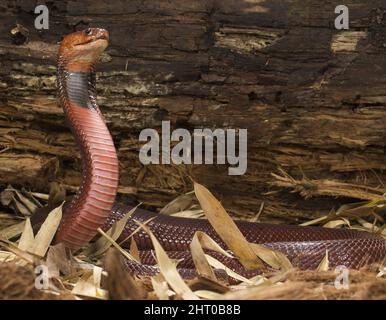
75;35;108;47
96;34;108;41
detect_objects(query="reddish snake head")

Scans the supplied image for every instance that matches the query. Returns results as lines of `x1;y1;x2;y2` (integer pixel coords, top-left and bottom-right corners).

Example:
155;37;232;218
58;28;109;69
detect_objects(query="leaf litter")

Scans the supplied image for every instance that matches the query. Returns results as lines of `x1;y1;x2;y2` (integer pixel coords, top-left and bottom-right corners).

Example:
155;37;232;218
0;182;385;300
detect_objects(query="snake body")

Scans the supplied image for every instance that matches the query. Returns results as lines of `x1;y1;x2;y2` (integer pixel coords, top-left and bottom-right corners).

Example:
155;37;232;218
39;28;385;281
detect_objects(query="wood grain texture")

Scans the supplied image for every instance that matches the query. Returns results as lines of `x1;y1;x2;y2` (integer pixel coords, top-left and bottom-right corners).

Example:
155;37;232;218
1;0;386;221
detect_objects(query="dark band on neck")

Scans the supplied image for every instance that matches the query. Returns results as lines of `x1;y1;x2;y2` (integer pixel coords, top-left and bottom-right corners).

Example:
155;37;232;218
65;71;95;109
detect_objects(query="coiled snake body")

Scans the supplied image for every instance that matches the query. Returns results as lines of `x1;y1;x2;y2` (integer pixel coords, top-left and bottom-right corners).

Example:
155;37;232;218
34;28;386;282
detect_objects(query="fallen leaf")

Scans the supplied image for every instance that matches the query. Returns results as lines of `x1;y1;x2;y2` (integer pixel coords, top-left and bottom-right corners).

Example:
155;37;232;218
151;274;172;300
46;244;72;277
300;215;329;227
104;248;147;300
0;240;41;265
13;197;31;216
317;250;329;271
71;267;108;299
0;187;13;206
171;209;204;219
249;243;292;271
0;220;26;240
96;228;137;262
323;219;350;229
192;231;233;258
31;203;63;257
377;265;386;278
13;188;38;213
160;192;195;215
18;218;34;251
129;238;140;262
194;181;263;269
139;222;199;300
86;206;138;257
204;254;255;285
0;250;17;262
30;192;50;201
190;232;217;281
194;290;223;300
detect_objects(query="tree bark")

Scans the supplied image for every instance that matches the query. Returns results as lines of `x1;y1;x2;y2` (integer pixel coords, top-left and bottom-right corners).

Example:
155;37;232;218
1;0;386;222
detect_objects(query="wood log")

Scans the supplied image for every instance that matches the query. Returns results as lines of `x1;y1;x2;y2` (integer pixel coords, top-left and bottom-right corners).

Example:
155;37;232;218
1;1;386;222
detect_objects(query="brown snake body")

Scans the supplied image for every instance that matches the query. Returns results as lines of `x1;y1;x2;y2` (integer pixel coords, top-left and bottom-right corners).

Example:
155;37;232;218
33;28;386;282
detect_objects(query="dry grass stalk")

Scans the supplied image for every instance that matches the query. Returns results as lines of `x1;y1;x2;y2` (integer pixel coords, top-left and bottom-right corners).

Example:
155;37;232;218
272;168;386;201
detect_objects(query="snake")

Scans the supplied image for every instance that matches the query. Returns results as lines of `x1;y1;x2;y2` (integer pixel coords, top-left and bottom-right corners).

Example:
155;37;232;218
32;28;386;283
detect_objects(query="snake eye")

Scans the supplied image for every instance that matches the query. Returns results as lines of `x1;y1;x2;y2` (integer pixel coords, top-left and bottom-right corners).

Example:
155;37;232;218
85;28;92;36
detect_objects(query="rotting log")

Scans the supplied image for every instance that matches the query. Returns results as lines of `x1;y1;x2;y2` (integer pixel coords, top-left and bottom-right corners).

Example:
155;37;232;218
1;1;386;222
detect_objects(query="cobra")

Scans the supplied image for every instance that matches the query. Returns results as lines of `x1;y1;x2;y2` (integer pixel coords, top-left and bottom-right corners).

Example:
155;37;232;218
32;28;386;282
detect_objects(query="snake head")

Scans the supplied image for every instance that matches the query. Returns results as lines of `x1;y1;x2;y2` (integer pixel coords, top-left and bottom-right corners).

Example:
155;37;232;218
58;28;109;67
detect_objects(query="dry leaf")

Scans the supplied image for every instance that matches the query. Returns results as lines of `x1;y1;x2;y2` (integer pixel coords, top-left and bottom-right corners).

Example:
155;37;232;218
323;219;350;229
192;231;233;258
18;218;34;251
151;274;172;300
377;266;386;278
117;216;156;245
71;267;108;299
96;228;137;262
0;250;17;262
249;202;265;222
171;209;204;219
190;232;217;281
86;206;137;257
48;182;66;208
0;187;13;206
31;203;63;257
204;254;255;284
0;220;26;240
250;243;292;271
160;192;195;215
139;222;199;300
46;244;72;277
30;192;50;201
25;190;44;208
300;215;329;227
129;238;140;262
194;290;223;300
194;181;262;269
13;189;38;213
13;198;31;216
356;217;378;232
0;241;41;265
189;276;229;293
104;248;147;300
317;250;329;271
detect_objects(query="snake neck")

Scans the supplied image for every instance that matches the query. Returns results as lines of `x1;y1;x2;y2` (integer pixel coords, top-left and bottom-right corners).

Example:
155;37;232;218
55;58;119;250
57;60;98;111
